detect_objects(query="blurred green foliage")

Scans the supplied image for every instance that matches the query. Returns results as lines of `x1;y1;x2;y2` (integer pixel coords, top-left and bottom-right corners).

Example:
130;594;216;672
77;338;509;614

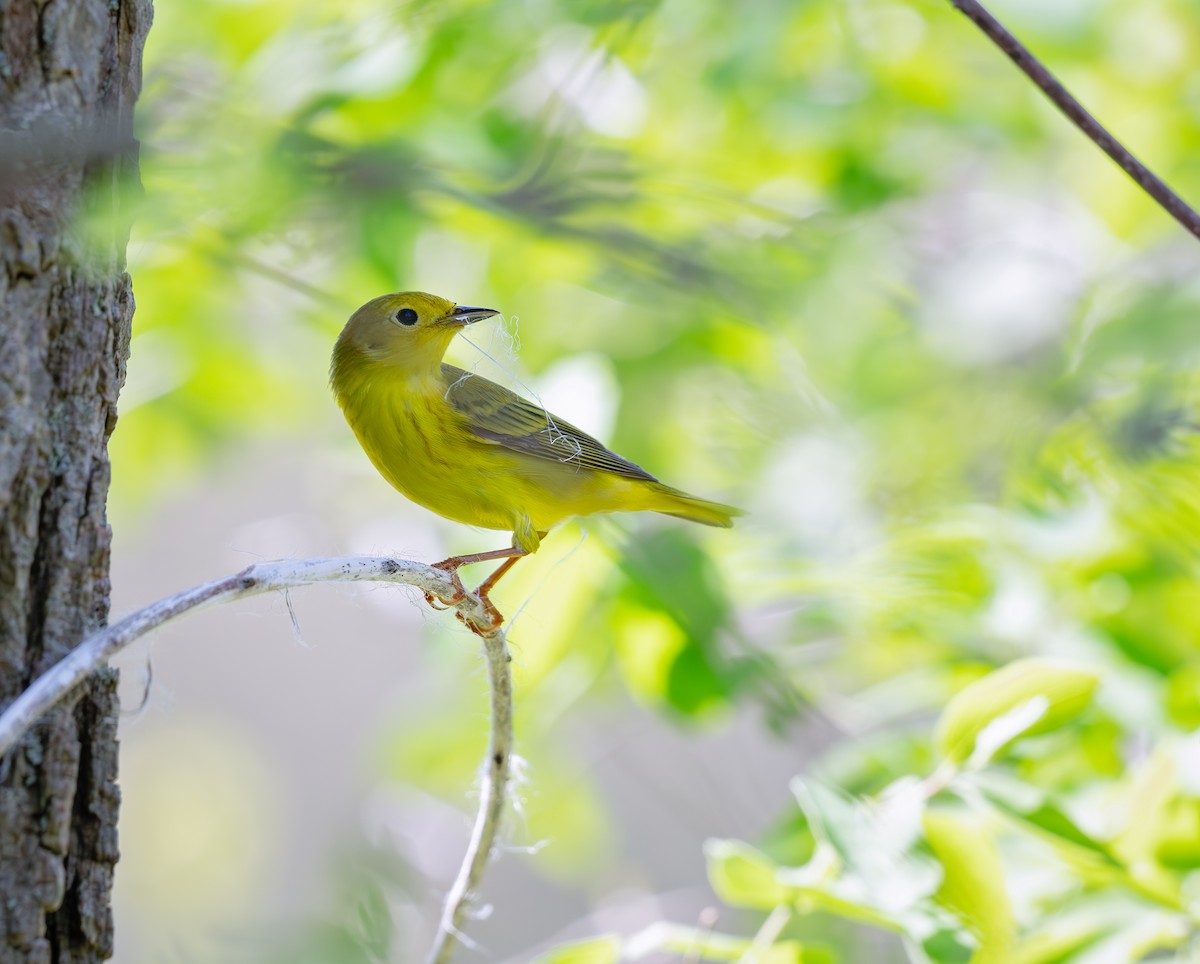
112;0;1200;958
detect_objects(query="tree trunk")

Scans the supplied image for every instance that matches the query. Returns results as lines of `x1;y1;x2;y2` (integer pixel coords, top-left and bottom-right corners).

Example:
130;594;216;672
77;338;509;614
0;0;152;960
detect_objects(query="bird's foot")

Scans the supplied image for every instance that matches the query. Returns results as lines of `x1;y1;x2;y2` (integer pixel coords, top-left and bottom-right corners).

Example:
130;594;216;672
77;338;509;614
425;561;467;610
455;589;505;637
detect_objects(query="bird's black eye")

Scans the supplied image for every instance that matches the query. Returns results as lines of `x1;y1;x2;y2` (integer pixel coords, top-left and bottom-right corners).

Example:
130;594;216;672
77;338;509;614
395;308;419;326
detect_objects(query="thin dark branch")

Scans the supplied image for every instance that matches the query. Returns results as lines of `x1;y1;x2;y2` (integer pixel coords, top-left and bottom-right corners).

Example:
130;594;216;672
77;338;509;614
950;0;1200;243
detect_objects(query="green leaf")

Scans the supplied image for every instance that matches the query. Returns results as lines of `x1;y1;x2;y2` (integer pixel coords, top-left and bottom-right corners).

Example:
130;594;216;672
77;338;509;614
627;922;816;962
1010;800;1117;865
791;779;941;912
612;595;774;719
920;926;976;964
1165;662;1200;729
1155;797;1200;868
532;936;621;964
1013;891;1188;963
627;923;743;961
705;840;790;909
1109;750;1187;906
753;945;811;964
616;529;735;715
666;630;732;715
619;528;731;644
562;0;663;25
968;771;1123;869
935;659;1098;765
923;809;1014;962
771;779;954;940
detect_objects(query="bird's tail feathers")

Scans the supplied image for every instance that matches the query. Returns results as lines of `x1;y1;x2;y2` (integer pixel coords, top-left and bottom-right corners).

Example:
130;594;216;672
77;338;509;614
648;483;742;528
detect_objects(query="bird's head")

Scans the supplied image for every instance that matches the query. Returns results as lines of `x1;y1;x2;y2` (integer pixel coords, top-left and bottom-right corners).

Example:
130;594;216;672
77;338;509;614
333;291;499;374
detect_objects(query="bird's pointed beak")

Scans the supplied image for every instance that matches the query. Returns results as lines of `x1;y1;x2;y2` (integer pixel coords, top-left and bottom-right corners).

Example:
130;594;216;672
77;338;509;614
448;304;500;326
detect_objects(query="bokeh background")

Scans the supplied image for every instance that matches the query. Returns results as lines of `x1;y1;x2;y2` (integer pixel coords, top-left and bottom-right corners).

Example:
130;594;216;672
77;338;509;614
105;0;1200;960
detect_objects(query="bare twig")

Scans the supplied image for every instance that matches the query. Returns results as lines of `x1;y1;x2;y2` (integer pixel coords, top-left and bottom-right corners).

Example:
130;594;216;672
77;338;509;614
426;624;513;964
949;0;1200;243
0;554;496;762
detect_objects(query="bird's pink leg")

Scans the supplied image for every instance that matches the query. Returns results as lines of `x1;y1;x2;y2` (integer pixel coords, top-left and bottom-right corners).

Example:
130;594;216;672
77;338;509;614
429;531;548;634
468;555;527;632
424;546;528;610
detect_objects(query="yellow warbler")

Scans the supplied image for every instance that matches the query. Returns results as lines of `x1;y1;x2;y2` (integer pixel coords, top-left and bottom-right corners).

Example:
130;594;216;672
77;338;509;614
330;291;739;630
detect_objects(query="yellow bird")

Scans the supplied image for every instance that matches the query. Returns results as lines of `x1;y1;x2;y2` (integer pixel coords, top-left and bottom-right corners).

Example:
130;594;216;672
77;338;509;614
331;291;739;631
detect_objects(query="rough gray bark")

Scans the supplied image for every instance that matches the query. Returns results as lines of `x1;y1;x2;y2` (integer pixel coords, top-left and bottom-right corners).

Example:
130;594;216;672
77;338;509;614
0;0;152;961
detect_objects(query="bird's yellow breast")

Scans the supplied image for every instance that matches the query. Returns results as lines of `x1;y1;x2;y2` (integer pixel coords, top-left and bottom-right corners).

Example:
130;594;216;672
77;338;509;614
335;366;633;535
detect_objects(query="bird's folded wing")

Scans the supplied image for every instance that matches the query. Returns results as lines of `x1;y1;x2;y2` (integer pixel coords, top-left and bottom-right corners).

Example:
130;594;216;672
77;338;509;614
441;364;656;481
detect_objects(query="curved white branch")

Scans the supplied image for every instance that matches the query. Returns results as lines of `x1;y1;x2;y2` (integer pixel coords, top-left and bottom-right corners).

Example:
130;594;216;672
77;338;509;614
426;624;513;964
0;553;519;964
0;555;494;759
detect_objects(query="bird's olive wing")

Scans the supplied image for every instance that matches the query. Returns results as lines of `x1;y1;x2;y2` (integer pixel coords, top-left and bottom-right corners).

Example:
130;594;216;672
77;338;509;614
441;365;657;481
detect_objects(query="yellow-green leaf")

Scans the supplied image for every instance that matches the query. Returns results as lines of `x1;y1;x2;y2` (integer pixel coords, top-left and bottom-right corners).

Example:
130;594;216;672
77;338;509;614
935;659;1099;765
532;935;621;964
924;809;1014;963
627;922;812;962
705;839;789;909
